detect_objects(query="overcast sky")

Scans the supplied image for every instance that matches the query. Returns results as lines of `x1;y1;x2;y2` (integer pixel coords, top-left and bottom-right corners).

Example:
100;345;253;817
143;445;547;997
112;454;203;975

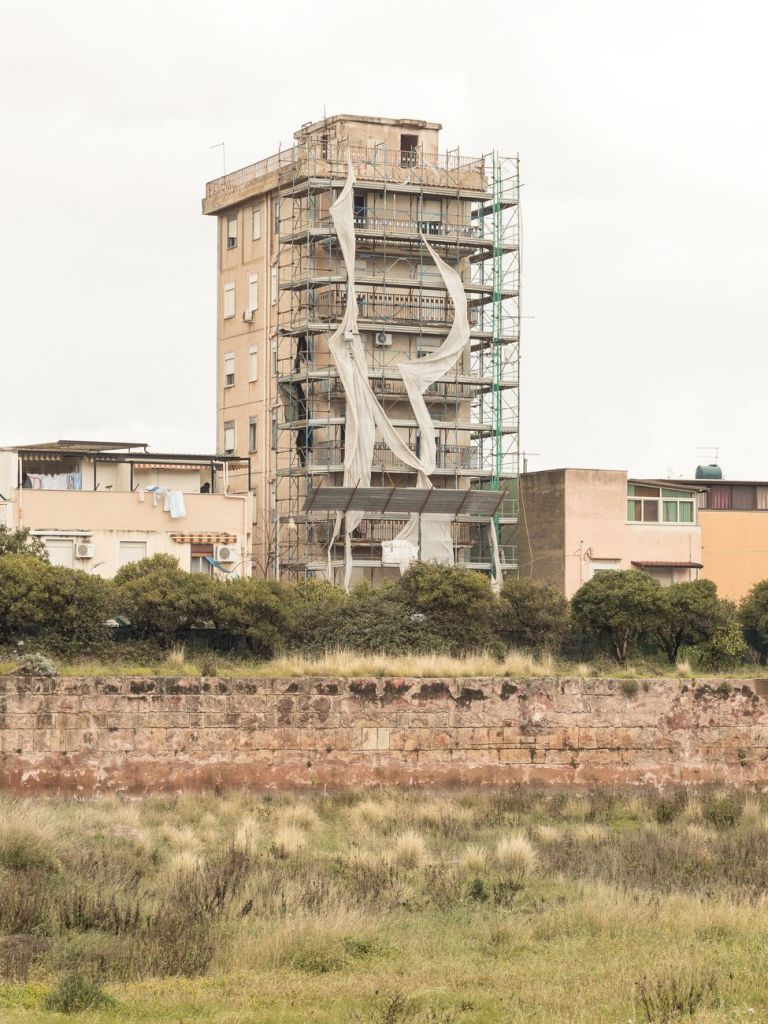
1;0;766;479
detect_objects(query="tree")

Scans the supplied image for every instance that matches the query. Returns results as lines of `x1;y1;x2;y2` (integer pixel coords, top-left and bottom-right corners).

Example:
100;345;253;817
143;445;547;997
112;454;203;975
496;577;569;652
281;578;347;652
210;578;286;658
391;562;499;655
697;599;749;670
113;559;216;647
0;525;49;561
571;570;665;665
739;580;768;664
655;579;723;664
0;554;110;650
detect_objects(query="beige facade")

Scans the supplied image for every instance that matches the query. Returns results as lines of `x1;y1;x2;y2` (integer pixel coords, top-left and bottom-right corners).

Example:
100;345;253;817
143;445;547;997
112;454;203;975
519;469;701;597
0;441;252;578
203;114;520;583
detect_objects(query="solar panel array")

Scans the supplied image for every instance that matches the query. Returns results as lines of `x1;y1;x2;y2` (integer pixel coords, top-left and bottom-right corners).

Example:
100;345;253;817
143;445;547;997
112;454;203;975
304;485;504;517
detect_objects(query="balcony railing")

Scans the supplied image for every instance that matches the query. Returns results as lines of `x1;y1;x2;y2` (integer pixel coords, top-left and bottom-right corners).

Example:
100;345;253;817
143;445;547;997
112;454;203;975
312;376;478;402
304;442;483;472
298;287;465;326
284;213;484;241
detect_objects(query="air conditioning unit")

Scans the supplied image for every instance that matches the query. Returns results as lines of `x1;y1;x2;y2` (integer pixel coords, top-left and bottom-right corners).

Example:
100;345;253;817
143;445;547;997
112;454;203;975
242;309;254;322
214;544;236;563
375;330;393;347
74;542;94;559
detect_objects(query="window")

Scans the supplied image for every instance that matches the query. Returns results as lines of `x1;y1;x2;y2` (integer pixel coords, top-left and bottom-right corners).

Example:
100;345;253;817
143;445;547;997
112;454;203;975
44;538;74;568
226;215;238;249
271;339;278;376
627;484;695;524
273;199;280;234
251;206;261;240
248;344;258;382
119;541;147;567
223;421;236;455
247;273;258;313
271;267;278;305
249;416;258;453
353;190;367;225
400;133;419;167
319;131;329;159
223;352;235;388
271;412;277;450
191;544;214;575
591;558;621;576
223;282;235;319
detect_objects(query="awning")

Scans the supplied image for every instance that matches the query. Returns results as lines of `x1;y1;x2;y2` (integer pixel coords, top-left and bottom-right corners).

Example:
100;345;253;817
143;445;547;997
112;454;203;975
631;560;703;569
170;532;237;544
304;485;505;517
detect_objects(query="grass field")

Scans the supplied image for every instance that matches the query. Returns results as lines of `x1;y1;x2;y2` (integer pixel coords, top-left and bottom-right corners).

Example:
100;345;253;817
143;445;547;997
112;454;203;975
1;789;768;1022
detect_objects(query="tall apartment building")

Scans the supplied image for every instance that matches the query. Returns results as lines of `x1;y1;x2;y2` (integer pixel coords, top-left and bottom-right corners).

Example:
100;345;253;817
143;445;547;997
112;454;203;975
202;115;519;584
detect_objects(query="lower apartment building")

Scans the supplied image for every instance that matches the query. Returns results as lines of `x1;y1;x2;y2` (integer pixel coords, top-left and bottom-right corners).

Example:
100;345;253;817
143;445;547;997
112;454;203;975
518;469;702;598
0;440;252;578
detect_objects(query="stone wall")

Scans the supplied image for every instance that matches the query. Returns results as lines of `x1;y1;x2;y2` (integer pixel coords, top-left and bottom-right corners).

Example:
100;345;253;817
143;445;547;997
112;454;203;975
1;675;767;794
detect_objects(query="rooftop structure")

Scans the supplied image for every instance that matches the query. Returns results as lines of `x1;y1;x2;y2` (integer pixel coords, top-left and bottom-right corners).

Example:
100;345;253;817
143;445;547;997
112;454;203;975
204;114;519;585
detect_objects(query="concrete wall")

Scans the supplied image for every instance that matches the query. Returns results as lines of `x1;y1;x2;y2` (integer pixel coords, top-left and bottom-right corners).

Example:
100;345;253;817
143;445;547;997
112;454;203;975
2;675;767;794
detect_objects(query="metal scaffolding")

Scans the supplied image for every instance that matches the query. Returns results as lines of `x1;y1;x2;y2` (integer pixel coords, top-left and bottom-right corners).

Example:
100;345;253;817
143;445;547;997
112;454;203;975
273;137;520;583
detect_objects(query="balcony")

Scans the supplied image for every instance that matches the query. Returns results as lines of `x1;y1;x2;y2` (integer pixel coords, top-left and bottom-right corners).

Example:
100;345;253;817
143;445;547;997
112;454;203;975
282;213;486;245
292;287;469;327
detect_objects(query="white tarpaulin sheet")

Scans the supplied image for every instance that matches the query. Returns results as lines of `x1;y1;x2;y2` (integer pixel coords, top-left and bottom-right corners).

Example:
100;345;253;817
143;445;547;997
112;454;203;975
326;160;501;591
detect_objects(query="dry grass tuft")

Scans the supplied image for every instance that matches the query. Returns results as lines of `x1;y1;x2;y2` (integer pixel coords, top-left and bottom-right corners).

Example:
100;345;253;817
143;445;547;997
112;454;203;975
459;843;488;872
391;830;427;868
271;825;306;858
275;803;321;832
495;833;537;881
535;824;561;844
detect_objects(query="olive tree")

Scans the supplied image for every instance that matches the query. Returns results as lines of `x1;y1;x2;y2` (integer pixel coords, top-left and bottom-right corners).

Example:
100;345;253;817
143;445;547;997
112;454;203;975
496;577;569;652
655;579;723;664
571;569;664;665
0;525;49;561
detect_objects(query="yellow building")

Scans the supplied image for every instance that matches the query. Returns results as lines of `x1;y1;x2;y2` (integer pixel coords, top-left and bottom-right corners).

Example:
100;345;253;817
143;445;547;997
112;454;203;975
671;477;768;601
202;115;520;583
0;440;252;578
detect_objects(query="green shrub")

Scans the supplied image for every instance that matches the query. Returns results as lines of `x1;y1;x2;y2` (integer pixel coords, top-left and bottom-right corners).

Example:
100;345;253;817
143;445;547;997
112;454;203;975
496;577;569;652
114;560;217;648
333;582;447;655
210;578;286;658
391;562;499;655
571;570;665;665
655;580;723;664
282;578;347;652
738;579;768;664
43;972;114;1012
0;555;110;651
636;968;718;1023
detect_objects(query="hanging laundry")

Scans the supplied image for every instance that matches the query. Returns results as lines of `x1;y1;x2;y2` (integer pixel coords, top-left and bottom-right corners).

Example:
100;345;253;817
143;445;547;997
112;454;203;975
168;491;186;519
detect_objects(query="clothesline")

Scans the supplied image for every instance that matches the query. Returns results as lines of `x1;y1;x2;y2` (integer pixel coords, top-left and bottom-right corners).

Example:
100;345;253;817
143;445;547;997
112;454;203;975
137;485;186;519
23;472;82;491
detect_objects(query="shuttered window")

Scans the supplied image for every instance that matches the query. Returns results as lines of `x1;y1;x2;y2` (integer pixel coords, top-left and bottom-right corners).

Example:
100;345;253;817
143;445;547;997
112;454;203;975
248;417;257;453
247;273;258;312
226;215;238;249
223;282;235;319
223;352;235;388
248;345;258;383
252;206;261;240
223;421;235;455
271;267;278;305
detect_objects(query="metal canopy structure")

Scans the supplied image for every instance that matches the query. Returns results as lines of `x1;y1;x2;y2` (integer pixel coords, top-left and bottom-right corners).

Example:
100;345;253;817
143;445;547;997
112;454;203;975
304;485;505;517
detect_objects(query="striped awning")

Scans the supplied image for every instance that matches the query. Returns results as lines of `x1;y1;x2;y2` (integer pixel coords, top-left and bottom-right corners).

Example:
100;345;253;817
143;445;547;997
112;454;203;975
170;532;237;544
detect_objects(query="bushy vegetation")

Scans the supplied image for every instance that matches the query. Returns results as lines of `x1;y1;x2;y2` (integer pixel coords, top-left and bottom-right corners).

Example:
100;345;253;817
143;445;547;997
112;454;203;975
1;789;768;1022
0;526;767;670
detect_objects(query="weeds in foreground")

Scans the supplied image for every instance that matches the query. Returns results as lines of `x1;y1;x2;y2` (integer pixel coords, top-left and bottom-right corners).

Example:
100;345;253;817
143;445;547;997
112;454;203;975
0;789;767;1022
636;968;719;1022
